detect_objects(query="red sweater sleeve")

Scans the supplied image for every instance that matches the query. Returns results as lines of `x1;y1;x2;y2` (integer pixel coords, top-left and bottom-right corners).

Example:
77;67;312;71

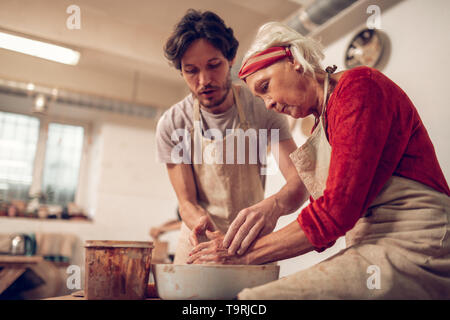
297;69;407;250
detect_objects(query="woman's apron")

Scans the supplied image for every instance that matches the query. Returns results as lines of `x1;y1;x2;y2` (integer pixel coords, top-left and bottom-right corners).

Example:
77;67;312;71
238;74;450;299
174;85;265;264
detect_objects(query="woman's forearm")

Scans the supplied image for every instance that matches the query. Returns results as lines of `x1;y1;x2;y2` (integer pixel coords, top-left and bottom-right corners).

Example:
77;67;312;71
269;175;309;218
245;220;314;265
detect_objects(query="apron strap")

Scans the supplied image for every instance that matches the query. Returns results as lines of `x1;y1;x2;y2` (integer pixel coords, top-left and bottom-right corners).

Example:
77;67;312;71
320;72;329;119
320;66;337;132
193;97;201;122
192;98;203;164
193;98;202;131
319;73;330;139
231;85;249;128
311;72;330;133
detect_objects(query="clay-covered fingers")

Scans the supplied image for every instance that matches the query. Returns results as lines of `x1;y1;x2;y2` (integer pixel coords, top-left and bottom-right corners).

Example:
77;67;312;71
189;232;197;247
189;241;212;256
187;253;222;264
187;247;227;264
187;250;212;264
236;221;264;255
227;215;260;255
223;212;246;249
190;217;211;246
189;225;203;246
205;230;223;241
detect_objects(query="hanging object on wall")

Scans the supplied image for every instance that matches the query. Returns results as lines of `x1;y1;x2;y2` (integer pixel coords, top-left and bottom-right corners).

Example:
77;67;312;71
344;28;384;69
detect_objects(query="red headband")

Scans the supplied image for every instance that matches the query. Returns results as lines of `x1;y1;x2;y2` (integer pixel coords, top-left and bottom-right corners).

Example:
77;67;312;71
238;46;292;81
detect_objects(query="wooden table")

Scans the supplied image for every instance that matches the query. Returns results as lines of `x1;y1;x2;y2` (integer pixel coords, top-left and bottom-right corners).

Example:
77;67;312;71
0;255;45;295
45;293;86;300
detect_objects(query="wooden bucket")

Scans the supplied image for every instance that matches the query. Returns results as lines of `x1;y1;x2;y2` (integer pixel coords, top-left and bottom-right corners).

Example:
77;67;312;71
84;240;154;300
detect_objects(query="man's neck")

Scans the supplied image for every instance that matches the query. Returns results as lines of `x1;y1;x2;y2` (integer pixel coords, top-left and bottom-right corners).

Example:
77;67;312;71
200;88;234;115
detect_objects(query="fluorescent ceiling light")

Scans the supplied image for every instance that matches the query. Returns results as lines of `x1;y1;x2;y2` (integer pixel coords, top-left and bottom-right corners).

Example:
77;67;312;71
26;83;35;91
0;31;80;65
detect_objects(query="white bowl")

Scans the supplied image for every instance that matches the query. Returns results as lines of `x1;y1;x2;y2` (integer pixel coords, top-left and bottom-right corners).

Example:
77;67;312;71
151;263;280;300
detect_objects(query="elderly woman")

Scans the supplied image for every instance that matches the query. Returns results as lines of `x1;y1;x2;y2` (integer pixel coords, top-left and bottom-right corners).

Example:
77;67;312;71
187;22;450;299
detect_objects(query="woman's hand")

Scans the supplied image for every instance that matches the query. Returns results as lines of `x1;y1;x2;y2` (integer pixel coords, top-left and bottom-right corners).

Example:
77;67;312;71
222;198;280;256
187;230;248;265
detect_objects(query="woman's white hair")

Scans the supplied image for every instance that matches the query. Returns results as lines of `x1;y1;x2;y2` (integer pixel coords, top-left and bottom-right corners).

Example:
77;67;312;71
242;21;325;77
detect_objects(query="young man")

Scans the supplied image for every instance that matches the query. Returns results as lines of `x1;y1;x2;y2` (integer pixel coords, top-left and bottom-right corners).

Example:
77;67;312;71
156;9;307;264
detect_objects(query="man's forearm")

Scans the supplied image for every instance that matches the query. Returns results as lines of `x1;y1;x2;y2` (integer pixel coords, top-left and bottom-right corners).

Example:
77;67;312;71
178;200;211;230
245;220;314;265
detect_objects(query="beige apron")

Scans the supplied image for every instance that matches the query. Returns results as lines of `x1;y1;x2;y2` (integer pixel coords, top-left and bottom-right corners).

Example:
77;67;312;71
174;85;265;264
238;73;450;299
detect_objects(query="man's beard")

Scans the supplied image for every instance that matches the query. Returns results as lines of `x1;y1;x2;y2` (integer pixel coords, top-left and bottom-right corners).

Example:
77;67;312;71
193;73;232;109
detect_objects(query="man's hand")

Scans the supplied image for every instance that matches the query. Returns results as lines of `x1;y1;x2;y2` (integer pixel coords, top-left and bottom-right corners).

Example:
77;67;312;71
149;227;162;240
222;198;280;256
189;215;218;246
187;230;247;265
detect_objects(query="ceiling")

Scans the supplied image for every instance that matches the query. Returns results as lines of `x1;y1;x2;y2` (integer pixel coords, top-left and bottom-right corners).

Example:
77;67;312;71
0;0;306;85
0;0;405;110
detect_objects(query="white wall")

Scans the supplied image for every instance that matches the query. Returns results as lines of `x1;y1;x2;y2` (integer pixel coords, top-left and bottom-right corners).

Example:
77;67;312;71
92;122;179;243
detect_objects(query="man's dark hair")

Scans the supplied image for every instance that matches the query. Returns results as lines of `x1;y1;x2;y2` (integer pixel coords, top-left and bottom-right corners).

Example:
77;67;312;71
164;9;239;71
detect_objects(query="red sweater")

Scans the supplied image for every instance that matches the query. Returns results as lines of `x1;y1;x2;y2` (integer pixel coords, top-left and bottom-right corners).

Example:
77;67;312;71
297;66;450;251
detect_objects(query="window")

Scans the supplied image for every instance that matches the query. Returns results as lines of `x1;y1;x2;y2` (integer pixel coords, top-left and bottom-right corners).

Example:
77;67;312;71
42;123;84;206
0;112;40;201
0;111;85;207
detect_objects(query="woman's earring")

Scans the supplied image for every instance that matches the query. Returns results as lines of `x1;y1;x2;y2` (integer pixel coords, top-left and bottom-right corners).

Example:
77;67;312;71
295;65;302;72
